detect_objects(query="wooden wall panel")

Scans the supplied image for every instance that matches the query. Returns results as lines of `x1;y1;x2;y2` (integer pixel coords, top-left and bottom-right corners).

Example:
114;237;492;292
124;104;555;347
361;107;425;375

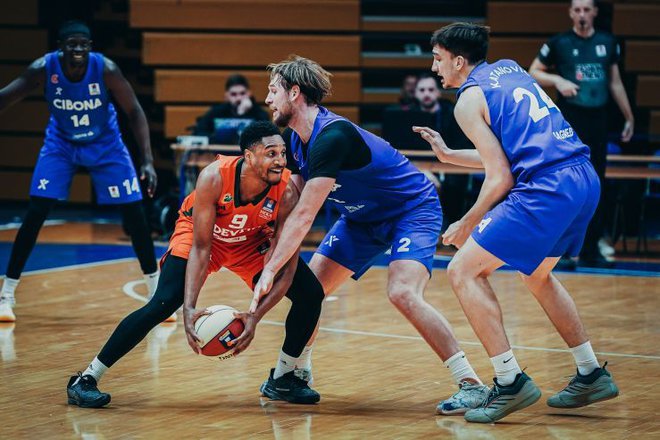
488;2;568;34
155;70;361;104
131;0;359;31
614;4;660;37
0;29;47;61
488;37;546;67
636;76;660;107
625;41;660;73
0;0;38;25
0;101;49;133
0;136;43;167
143;33;360;67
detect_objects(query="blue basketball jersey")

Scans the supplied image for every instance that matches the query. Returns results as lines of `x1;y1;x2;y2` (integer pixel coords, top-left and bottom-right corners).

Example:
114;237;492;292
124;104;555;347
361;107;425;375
289;107;437;223
44;51;121;143
457;60;590;182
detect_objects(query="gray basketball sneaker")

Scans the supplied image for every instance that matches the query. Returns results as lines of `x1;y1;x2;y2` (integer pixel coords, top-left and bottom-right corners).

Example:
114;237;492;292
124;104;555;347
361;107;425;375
464;372;541;423
436;380;490;415
547;362;619;409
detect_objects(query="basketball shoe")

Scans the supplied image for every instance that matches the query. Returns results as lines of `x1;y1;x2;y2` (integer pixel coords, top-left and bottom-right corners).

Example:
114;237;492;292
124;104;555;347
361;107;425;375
67;373;111;408
464;372;541;423
436;380;490;415
260;368;320;404
0;296;15;322
294;367;314;385
547;362;619;408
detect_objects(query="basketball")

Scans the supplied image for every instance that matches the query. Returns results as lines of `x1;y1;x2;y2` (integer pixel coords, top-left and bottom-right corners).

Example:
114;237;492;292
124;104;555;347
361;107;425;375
194;305;245;360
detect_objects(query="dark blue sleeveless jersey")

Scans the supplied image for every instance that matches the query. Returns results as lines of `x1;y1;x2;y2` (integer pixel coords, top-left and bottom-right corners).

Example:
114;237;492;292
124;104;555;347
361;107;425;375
289;107;437;223
44;51;121;143
457;60;590;182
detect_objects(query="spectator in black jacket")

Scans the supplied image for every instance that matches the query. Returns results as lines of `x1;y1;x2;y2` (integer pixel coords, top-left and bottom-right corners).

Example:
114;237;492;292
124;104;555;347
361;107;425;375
193;74;269;141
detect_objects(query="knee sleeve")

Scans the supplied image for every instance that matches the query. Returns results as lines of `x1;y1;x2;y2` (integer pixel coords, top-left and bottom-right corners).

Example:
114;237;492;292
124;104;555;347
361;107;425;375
282;258;325;357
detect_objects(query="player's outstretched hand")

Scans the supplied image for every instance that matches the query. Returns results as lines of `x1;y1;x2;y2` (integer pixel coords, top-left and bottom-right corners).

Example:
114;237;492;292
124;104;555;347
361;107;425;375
183;306;211;354
230;311;258;355
441;219;472;249
140;162;158;198
412;126;451;161
250;268;275;313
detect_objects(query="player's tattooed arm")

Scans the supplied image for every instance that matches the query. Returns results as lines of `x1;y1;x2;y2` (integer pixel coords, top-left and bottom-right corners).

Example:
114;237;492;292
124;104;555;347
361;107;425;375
0;57;45;113
443;86;514;248
103;57;157;197
183;162;223;354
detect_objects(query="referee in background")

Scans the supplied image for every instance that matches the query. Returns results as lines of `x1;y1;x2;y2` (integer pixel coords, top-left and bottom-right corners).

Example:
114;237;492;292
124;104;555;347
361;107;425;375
529;0;634;267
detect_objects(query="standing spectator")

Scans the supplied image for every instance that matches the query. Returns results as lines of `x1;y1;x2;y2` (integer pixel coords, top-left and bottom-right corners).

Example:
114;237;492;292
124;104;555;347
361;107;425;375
529;0;634;267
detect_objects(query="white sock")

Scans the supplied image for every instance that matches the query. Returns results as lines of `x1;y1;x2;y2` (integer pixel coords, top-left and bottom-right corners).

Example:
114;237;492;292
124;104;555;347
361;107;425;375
82;357;109;383
1;278;19;304
570;341;599;376
296;345;313;370
491;350;522;386
444;351;482;385
273;350;297;379
144;271;160;298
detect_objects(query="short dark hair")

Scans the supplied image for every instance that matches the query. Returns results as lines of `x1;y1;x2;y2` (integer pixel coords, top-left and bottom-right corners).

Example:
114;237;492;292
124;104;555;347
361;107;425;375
416;72;440;88
225;74;249;91
239;121;281;152
430;22;490;65
58;20;91;41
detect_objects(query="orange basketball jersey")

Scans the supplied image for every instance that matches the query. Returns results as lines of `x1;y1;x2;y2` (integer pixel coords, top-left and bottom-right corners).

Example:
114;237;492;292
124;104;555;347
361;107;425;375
167;155;291;286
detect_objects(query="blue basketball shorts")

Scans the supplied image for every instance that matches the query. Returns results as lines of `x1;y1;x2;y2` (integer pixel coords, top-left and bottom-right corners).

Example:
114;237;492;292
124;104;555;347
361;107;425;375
316;195;443;280
29;135;142;205
471;158;600;275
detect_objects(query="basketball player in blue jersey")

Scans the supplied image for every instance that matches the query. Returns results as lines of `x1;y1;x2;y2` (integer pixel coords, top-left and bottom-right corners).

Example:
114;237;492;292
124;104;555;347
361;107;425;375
0;21;161;323
251;55;491;414
414;23;619;423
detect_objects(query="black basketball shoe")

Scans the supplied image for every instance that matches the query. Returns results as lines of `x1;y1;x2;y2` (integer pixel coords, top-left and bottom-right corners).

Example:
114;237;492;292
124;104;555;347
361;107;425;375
67;372;111;408
260;368;320;404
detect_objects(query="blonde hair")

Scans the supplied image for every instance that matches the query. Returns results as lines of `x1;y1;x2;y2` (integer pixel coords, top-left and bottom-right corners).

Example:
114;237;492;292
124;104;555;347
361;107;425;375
268;55;332;105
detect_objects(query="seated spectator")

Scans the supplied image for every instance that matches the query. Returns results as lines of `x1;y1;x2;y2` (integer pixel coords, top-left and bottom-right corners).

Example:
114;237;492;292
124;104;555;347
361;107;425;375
193;74;269;142
399;73;418;110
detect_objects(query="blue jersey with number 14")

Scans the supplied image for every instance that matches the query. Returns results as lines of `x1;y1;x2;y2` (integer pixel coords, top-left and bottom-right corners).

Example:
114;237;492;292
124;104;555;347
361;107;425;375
457;60;590;183
44;51;121;143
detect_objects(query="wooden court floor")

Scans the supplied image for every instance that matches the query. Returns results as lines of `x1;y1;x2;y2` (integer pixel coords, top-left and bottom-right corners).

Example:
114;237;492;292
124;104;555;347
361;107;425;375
1;225;659;439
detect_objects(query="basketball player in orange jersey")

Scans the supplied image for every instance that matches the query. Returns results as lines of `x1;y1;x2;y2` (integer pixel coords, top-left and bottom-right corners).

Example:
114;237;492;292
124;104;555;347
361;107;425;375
67;121;324;407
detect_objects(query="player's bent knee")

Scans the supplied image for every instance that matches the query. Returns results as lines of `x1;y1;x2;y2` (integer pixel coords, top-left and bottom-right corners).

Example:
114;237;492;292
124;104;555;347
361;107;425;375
387;285;418;310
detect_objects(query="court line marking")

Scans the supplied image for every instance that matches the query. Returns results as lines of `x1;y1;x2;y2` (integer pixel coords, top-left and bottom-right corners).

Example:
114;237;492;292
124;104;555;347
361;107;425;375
14;258;660;362
118;279;660;362
20;257;137;276
260;320;660;361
